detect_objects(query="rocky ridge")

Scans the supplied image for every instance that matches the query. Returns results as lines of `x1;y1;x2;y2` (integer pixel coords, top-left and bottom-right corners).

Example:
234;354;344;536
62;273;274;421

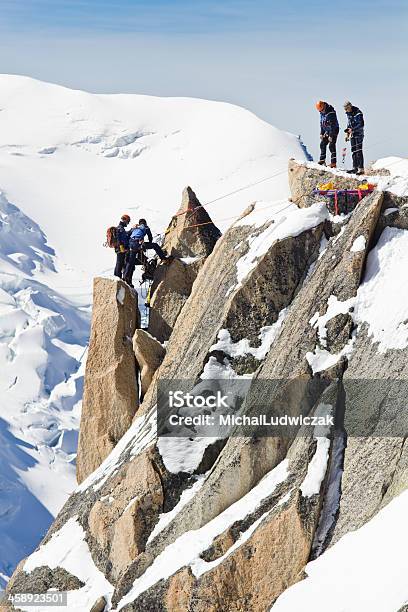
147;186;221;343
76;278;140;484
4;160;408;612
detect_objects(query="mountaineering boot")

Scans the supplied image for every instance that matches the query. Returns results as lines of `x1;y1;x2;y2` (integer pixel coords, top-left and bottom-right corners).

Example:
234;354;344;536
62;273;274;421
330;163;337;168
318;160;326;166
347;168;357;174
356;168;365;175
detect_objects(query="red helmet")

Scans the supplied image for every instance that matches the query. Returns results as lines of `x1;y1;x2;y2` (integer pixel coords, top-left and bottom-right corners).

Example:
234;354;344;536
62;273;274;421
315;100;325;112
121;214;130;223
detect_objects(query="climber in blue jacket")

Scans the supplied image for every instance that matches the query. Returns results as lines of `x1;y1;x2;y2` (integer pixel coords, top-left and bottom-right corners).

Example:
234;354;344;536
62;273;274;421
344;101;365;175
316;101;340;168
123;218;170;286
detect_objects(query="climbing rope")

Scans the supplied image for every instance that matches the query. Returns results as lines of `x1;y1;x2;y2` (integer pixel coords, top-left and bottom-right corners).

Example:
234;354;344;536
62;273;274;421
165;167;290;224
127;136;406;249
182;200;293;231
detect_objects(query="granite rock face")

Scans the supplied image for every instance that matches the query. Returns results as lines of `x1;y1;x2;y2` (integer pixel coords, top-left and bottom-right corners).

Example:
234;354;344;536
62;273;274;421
76;277;140;484
162;186;221;259
133;329;166;398
147;187;220;342
147;257;203;343
7;162;408;612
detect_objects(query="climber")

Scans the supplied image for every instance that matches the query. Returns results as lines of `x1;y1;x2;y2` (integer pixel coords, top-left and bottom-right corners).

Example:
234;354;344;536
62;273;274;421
123;218;170;287
137;219;169;260
344;101;365;175
316;101;339;168
113;214;131;279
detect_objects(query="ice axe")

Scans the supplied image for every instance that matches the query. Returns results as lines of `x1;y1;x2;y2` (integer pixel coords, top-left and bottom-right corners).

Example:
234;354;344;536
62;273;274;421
342;147;347;166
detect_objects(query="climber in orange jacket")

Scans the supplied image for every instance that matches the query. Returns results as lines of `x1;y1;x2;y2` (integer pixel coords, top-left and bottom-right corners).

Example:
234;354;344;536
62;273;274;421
316;101;340;168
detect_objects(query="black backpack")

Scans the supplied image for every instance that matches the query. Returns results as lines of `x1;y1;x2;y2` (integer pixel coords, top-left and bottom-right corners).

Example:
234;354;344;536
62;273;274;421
142;259;157;282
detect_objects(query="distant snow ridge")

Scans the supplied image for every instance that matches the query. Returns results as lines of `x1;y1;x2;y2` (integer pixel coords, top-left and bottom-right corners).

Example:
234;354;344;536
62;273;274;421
0;191;55;276
0;191;89;587
0;74;310;277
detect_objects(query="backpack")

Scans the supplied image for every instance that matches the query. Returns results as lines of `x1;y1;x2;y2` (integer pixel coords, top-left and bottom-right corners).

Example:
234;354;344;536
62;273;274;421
106;226;118;249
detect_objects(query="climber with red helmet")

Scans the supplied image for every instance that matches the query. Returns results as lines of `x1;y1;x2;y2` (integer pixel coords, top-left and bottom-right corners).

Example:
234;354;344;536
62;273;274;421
113;214;131;278
316;101;339;168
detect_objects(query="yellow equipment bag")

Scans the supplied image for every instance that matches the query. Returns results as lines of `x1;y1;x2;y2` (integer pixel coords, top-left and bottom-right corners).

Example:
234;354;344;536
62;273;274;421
317;181;335;191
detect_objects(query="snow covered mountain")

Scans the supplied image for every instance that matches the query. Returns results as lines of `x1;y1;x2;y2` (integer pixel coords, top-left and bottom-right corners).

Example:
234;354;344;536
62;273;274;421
0;190;89;586
0;75;310;586
6;157;408;612
0;74;309;277
4;75;408;610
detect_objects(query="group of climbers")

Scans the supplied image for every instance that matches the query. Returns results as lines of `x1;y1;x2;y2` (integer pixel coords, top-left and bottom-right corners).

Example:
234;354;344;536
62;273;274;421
107;100;367;279
316;100;365;174
110;215;171;286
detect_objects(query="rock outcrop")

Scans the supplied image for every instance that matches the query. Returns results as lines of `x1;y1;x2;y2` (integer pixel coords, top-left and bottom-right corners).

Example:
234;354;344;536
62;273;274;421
141;199;325;409
162;186;221;258
87;446;164;581
147;257;203;343
133;329;166;398
76;277;140;484
135;183;384;570
288;158;378;208
147;187;221;342
115;413;330;611
7;161;408;612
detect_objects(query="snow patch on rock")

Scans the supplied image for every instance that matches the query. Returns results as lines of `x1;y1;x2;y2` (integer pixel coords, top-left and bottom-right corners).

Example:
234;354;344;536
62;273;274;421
300;404;332;498
354;227;408;352
232;201;328;291
273;489;408;612
306;339;355;374
309;295;354;349
350;235;366;253
211;308;287;360
148;474;207;544
116;286;126;305
23;516;114;612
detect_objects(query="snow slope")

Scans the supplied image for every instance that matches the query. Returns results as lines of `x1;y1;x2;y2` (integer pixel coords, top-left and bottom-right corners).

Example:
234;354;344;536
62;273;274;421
0;190;89;586
273;489;408;612
0;75;309;278
0;75;310;585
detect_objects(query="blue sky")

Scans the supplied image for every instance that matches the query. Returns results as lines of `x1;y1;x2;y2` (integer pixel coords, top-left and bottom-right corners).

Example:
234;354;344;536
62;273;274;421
0;0;407;161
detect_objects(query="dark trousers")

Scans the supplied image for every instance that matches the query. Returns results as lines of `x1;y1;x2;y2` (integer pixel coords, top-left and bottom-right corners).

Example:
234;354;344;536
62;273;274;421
123;249;144;285
114;251;128;278
143;242;166;260
351;133;364;170
320;130;339;164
